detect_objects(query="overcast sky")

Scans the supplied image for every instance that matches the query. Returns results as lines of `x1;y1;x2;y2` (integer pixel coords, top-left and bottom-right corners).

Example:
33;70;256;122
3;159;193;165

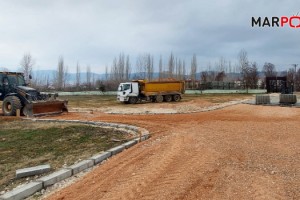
0;0;299;73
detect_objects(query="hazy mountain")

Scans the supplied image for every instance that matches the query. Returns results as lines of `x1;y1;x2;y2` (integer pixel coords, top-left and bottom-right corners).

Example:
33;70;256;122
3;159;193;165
32;70;105;84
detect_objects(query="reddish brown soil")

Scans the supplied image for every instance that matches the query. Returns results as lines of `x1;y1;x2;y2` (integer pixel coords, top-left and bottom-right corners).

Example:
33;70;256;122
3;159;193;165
42;104;300;200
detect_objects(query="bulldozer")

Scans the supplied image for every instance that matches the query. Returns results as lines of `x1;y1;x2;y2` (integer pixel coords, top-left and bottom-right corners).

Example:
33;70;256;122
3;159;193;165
0;71;68;117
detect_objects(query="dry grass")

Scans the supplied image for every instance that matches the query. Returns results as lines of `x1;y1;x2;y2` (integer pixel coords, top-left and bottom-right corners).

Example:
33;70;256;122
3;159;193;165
0;119;129;191
64;93;252;108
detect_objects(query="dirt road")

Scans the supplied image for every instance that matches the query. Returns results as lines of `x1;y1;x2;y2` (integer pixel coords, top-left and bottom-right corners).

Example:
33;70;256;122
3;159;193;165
44;104;299;199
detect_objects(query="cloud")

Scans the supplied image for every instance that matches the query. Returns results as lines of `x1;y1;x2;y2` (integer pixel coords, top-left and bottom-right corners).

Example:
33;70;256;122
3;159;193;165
0;0;299;72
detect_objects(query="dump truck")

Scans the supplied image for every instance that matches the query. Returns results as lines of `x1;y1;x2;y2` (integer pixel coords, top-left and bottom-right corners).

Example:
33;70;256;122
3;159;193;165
0;71;68;117
117;80;185;104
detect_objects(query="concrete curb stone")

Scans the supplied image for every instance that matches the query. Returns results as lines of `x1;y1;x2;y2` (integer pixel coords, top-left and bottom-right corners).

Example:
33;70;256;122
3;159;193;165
122;140;138;149
37;169;72;187
107;145;125;155
0;182;42;200
68;160;94;175
16;164;51;179
90;152;112;165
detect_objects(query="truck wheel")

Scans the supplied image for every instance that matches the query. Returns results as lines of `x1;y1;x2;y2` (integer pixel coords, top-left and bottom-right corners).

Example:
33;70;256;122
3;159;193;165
164;95;172;102
2;96;22;116
173;94;181;102
128;97;138;104
155;95;163;103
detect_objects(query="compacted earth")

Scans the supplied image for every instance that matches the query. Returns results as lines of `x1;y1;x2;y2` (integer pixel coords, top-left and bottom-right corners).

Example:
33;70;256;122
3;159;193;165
41;103;299;200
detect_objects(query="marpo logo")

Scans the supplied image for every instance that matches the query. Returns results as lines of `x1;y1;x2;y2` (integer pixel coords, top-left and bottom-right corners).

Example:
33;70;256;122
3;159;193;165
252;12;300;28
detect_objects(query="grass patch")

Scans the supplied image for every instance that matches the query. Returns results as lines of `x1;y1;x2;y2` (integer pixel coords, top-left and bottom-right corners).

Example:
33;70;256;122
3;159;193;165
65;95;118;108
0;119;129;191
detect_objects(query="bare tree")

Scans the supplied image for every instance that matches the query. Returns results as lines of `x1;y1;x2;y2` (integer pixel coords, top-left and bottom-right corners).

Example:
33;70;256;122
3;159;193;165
105;65;109;81
201;71;208;83
296;68;300;91
286;68;300;91
159;55;163;80
147;54;154;81
135;54;146;79
125;55;131;81
118;53;125;81
263;62;277;77
228;61;232;74
286;68;294;83
238;49;257;91
86;65;92;89
55;56;66;90
111;58;118;80
182;60;186;80
241;62;259;91
20;53;35;83
190;54;197;89
214;57;227;81
76;62;81;90
63;65;69;88
215;71;226;81
177;59;183;80
238;49;249;71
92;74;96;88
217;57;226;72
135;53;153;80
168;52;175;78
206;62;215;82
109;53;126;82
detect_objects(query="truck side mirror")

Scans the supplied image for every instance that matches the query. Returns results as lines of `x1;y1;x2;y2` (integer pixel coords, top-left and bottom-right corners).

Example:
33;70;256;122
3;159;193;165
29;75;32;79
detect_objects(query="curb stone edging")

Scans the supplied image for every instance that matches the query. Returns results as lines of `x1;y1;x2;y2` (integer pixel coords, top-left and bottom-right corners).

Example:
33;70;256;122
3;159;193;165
0;119;150;200
16;164;51;179
37;169;72;188
0;182;42;200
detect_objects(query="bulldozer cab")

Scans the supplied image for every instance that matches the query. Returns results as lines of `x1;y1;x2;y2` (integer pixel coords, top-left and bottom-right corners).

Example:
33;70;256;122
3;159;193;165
0;74;9;100
0;72;26;100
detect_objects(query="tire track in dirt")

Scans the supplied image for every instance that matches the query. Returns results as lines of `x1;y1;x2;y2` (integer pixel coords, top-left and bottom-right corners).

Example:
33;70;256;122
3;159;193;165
250;175;286;200
99;127;222;200
43;104;300;200
115;135;184;200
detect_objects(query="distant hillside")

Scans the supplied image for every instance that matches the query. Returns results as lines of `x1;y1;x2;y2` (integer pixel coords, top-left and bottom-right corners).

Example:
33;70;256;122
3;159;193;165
32;70;105;84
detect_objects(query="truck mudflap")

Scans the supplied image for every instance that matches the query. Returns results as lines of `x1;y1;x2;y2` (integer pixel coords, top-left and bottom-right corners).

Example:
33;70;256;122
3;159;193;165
23;100;68;117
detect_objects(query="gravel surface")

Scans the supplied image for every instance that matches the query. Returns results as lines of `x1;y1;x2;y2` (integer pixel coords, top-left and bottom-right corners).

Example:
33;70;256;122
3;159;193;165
40;103;300;200
69;98;249;114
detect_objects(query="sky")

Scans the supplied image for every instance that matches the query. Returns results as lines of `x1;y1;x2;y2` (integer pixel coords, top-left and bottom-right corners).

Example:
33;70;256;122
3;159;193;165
0;0;299;73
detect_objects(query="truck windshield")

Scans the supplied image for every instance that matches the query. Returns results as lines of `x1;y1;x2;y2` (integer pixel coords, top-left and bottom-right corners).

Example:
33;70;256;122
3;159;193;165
118;84;131;91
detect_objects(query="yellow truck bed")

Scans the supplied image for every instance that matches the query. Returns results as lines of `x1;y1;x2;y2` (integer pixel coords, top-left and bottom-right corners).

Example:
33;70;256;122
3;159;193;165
137;80;185;95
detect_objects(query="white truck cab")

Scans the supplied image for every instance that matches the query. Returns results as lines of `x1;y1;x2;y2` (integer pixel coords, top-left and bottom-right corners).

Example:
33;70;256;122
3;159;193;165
117;82;139;103
117;80;184;104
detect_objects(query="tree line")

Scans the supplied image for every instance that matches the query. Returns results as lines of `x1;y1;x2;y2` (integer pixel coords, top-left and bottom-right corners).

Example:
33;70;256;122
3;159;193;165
9;50;300;92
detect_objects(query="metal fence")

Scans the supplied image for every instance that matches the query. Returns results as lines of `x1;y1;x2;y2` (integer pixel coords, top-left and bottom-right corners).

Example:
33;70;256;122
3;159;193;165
197;81;260;90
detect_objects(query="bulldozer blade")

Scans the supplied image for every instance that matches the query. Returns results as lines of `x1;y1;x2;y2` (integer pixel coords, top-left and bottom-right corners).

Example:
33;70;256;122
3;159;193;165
23;100;68;117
